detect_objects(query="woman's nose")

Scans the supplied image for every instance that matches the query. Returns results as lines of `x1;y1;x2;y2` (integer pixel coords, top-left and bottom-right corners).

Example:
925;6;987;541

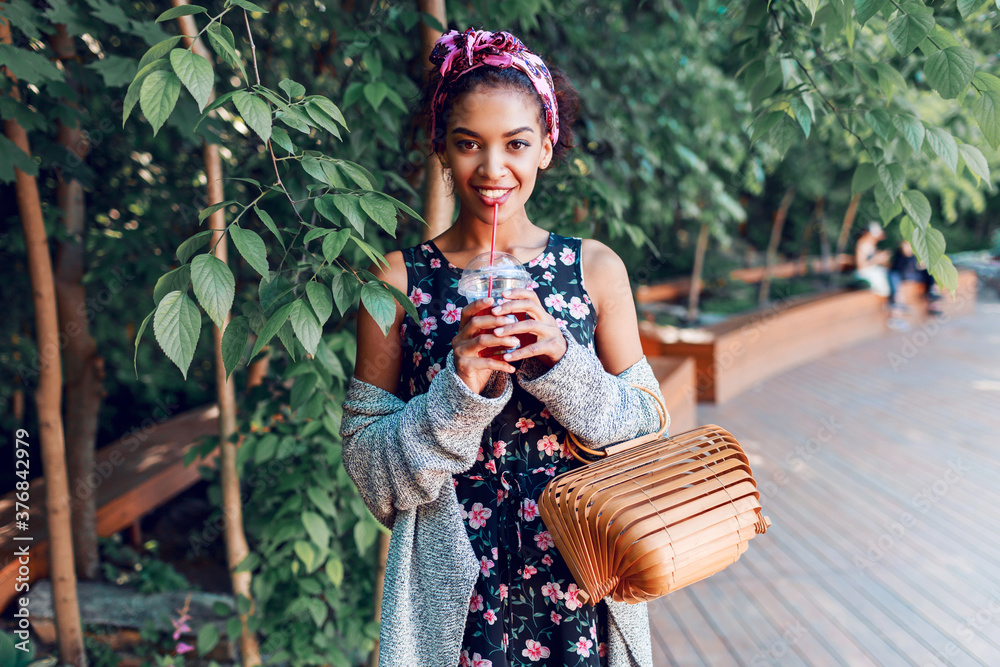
477;148;508;180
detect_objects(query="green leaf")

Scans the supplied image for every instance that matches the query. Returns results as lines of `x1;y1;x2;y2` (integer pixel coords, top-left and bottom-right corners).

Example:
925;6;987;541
322;229;352;264
254;433;278;464
276;107;312;133
363;81;389;110
88;54;138;88
925;126;958;174
153;291;202;379
974;72;1000;96
133;311;153;378
361;282;397;336
305;102;342;139
911;225;946;267
929;255;959;296
865;108;894;141
360;193;398;236
230;0;269;12
875;62;907;101
154;264;191;305
374;195;419;226
139;70;181;136
957;0;987;18
851;163;880;194
206;22;246;80
249;302;293;361
382;281;420;324
899;190;931;228
308;95;348;129
972;89;1000;151
302;157;346;188
874;185;903;223
233;91;271;144
293;540;316;571
855;0;888;25
802;0;820;23
338;161;376;190
0;134;38;182
877;162;905;201
333;195;367;236
789;95;812;138
156;5;207;22
307;486;337;517
254;206;285;250
197;624;220;656
270;126;295;153
352;236;388;270
221;315;249;379
306;283;333;327
886;5;934;56
198;200;236;224
279;77;306;99
0;43;64;84
325;557;344;587
749;111;782;146
228;225;270;277
124;59;169;126
353;520;378;554
169;48;214;112
302;511;331;550
958;143;990;185
924;47;975;100
330;272;359;315
191;254;235;329
289;300;322;357
891;114;924;154
899;215;916;243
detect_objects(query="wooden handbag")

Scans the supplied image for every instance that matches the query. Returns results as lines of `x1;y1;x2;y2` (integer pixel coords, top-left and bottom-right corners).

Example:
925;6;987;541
538;385;771;606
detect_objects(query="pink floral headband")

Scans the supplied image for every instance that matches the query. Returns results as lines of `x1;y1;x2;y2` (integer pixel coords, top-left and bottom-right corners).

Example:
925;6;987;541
429;28;559;147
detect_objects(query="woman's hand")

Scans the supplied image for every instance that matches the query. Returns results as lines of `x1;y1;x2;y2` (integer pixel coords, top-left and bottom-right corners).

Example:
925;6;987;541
451;297;518;394
488;288;568;368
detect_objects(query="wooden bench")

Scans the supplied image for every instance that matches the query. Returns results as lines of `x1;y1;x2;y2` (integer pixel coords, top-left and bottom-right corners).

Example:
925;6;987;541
0;404;219;613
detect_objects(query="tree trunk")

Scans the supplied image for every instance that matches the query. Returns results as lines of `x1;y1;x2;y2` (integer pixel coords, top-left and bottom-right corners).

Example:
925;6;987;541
835;192;862;259
687;221;710;323
418;0;453;241
2;18;86;666
173;4;261;663
49;23;104;582
758;188;796;306
797;196;822;262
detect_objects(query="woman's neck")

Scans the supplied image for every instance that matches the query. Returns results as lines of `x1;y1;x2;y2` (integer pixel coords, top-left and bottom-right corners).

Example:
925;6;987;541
446;207;545;255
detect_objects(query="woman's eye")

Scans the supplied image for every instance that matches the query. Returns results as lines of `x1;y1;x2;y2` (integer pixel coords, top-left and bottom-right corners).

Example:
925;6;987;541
509;140;530;150
456;140;478;150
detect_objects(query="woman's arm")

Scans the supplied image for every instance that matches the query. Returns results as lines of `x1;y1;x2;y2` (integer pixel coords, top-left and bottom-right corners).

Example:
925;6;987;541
514;240;668;448
342;251;513;528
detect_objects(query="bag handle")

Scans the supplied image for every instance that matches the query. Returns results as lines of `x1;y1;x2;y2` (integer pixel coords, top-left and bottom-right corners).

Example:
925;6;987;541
563;383;669;464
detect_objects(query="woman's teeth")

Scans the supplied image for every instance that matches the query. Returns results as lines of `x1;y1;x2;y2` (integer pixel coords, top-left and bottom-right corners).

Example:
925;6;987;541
477;188;509;198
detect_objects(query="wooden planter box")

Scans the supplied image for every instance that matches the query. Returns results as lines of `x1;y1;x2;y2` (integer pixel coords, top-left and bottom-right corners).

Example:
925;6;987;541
638;271;978;404
640;289;887;403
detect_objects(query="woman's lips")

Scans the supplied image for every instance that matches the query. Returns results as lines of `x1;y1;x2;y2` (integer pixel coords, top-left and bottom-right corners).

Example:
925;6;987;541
474;187;513;206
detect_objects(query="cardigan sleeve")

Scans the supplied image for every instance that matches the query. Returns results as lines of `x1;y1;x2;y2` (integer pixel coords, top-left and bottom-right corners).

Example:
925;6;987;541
340;351;512;529
515;327;668;449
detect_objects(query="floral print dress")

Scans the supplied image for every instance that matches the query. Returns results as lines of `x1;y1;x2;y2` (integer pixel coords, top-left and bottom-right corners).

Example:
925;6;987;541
399;233;608;667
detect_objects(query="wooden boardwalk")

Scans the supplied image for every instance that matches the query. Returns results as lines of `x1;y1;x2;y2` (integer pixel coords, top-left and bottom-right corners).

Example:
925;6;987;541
648;299;1000;666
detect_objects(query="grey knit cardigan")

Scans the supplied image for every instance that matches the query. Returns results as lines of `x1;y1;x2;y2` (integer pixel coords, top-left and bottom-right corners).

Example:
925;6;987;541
341;328;668;667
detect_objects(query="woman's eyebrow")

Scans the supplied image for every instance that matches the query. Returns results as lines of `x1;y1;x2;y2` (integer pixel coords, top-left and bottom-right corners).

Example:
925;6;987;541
451;126;535;138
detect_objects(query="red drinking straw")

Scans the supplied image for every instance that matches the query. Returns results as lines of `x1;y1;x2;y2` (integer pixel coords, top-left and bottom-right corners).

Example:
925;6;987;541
488;202;498;297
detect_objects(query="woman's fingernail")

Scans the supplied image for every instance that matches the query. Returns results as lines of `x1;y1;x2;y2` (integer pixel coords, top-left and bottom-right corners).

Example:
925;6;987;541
492;307;502;315
503;353;512;360
484;297;493;305
502;290;511;297
495;327;504;335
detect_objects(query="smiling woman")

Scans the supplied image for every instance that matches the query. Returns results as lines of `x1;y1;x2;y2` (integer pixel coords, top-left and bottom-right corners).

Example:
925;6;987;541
339;28;664;667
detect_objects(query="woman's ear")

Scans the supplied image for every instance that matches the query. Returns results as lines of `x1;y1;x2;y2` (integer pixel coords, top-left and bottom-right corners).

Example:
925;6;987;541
539;136;554;170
